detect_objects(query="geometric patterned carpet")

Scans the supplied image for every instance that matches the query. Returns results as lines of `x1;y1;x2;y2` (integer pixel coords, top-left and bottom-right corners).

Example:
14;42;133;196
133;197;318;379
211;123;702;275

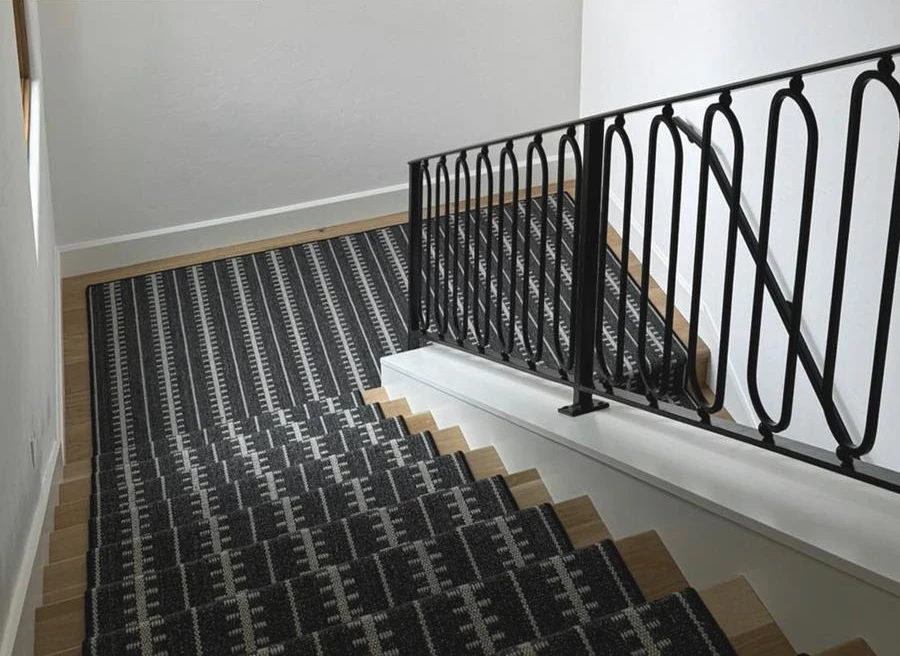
86;194;688;455
81;390;735;654
83;211;717;653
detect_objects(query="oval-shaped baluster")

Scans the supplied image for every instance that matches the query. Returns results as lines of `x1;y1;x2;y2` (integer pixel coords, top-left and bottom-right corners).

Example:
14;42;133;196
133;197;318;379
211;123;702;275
687;92;744;418
823;56;900;458
596;115;634;388
475;147;494;353
421;160;433;333
747;77;819;439
435;155;451;339
500;141;520;359
639;105;684;406
521;134;549;368
453;151;471;343
556;127;583;376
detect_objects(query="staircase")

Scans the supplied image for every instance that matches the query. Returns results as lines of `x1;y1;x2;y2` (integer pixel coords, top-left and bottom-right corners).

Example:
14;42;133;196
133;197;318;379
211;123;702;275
35;385;873;654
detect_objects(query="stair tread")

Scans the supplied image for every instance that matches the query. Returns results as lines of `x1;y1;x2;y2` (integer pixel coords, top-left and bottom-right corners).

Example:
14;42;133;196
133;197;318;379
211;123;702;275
89;421;420;527
88;541;642;655
91;400;387;470
86;450;476;587
499;586;735;655
87;434;462;546
85;499;564;641
246;542;644;656
92;431;438;513
55;207;716;655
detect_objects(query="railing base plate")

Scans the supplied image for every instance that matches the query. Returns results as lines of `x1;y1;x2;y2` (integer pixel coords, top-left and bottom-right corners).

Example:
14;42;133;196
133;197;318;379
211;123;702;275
558;399;610;416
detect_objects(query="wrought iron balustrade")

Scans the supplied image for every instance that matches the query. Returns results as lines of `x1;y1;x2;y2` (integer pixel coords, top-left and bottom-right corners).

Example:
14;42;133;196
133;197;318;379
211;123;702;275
406;44;900;493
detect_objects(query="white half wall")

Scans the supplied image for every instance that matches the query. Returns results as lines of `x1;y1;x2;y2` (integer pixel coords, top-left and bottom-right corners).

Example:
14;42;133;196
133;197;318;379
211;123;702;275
0;1;62;653
38;0;583;268
580;0;900;469
382;344;900;653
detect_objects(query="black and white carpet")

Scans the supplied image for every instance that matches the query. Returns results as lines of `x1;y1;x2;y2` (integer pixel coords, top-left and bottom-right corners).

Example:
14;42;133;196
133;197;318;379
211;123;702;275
88;194;688;455
83;201;728;654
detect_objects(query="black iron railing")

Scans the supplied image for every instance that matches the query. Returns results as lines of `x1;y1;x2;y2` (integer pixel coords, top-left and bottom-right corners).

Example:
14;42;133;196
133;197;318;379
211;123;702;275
407;44;900;493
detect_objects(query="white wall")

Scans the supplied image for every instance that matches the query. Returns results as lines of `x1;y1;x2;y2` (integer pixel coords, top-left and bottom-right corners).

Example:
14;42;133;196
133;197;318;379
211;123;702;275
37;0;583;270
0;1;62;653
580;0;900;469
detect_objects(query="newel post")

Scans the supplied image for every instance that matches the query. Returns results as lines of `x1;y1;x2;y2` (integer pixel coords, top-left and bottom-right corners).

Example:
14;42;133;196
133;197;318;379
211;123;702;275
407;160;424;350
559;118;609;416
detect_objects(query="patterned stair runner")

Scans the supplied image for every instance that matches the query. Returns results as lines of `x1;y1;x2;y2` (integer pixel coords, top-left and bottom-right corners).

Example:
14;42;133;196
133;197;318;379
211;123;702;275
73;223;738;655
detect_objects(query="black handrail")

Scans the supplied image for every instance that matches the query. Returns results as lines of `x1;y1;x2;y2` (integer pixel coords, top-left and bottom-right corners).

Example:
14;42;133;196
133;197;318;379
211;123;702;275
410;43;900;163
406;45;900;493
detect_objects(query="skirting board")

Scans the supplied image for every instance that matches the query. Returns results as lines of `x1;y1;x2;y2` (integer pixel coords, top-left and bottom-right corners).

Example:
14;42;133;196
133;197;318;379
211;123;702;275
0;438;62;656
381;344;900;653
58;183;408;276
59;155;577;276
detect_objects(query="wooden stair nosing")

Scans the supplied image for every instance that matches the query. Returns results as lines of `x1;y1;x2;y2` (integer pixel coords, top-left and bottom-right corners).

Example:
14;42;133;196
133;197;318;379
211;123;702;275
43;581;85;606
361;387;390;405
817;638;877;656
50;524;88;563
44;648;81;656
43;555;86;594
62;458;91;481
34;605;84;656
431;426;468;456
700;577;795;656
58;475;90;504
615;530;689;602
379;397;412;420
54;497;89;530
401;410;436;435
463;446;508;480
505;469;553;509
553;496;612;550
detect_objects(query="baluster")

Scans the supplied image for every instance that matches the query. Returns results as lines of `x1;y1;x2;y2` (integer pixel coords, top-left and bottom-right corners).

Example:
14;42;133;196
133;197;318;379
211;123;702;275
688;91;743;419
824;56;900;458
596;115;633;388
421;161;433;335
499;141;519;359
435;156;451;339
522;134;549;368
639;105;683;405
453;151;471;343
475;147;494;353
747;77;818;439
408;160;424;349
556;127;582;376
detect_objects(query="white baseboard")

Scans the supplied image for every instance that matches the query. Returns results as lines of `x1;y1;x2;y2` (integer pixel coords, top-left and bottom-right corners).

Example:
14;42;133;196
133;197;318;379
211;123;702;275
59;154;577;277
58;182;409;276
1;437;62;656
